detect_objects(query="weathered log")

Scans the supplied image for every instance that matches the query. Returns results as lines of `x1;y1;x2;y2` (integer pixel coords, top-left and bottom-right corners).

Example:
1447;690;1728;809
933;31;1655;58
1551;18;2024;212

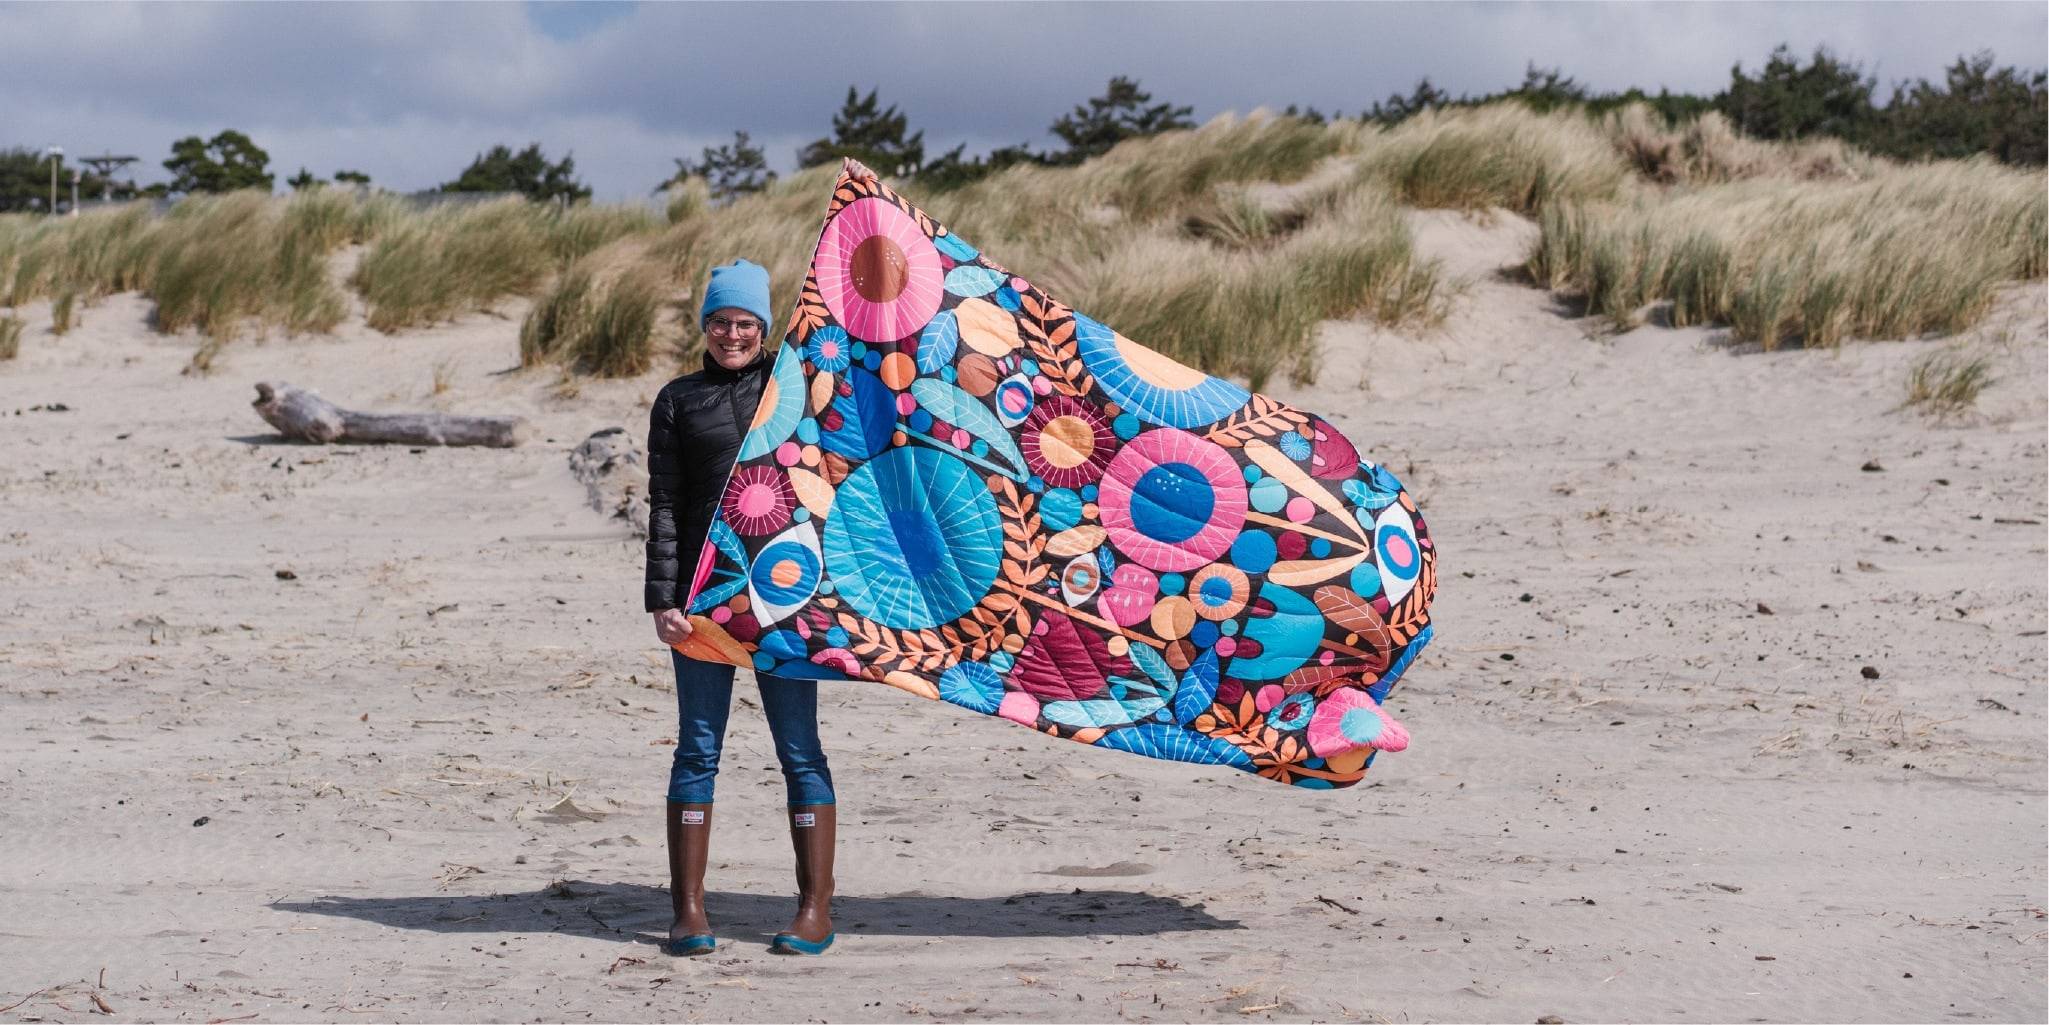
251;381;530;448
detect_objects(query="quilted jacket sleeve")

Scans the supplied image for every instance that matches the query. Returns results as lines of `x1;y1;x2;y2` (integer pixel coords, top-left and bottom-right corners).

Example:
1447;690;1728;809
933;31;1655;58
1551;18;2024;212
644;387;684;612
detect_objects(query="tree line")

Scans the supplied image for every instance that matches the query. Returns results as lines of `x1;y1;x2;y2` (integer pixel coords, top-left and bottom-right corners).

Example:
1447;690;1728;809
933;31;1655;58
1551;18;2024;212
2;43;2040;214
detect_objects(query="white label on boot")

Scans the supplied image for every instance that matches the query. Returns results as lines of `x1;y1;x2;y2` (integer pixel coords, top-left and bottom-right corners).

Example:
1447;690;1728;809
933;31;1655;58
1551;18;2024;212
793;812;816;828
680;810;705;824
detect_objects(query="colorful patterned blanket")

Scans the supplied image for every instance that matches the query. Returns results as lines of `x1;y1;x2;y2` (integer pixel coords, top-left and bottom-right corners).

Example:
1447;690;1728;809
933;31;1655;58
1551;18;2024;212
673;163;1438;788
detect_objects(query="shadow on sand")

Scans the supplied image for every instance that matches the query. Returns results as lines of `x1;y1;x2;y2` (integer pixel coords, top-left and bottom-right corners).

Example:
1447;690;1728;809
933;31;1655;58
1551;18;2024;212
274;880;1240;949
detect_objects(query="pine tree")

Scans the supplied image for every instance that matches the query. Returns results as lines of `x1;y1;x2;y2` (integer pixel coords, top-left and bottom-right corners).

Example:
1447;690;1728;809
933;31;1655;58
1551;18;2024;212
797;87;927;177
1047;76;1195;164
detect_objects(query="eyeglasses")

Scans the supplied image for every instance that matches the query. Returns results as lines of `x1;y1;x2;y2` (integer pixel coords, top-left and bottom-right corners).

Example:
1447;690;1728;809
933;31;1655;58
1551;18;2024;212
706;316;763;337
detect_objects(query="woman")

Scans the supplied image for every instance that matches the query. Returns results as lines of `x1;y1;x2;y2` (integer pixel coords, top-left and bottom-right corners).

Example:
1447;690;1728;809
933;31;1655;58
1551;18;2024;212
644;259;836;957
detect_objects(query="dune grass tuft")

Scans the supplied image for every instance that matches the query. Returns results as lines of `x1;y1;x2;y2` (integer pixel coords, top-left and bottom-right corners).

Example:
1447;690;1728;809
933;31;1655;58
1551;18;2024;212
1044;187;1445;388
665;177;711;225
1362;104;1632;214
51;291;75;335
1904;348;1996;414
1527;158;2045;347
0;315;20;359
519;240;675;377
148;192;347;342
1603;105;1875;185
357;198;659;333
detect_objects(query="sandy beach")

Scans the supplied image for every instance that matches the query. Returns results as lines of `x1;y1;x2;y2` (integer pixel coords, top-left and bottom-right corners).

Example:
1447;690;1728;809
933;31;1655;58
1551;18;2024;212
2;211;2043;1023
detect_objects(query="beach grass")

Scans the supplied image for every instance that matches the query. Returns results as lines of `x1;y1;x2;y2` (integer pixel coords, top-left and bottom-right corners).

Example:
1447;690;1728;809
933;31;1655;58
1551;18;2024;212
519;239;675;377
1904;347;1997;414
148;192;347;343
1527;157;2045;347
1361;104;1633;214
351;198;657;333
1;102;2038;372
0;315;20;359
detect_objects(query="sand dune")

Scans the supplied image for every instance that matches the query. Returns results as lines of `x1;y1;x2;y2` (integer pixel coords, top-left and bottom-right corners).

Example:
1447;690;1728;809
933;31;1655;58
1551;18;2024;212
1;211;2042;1023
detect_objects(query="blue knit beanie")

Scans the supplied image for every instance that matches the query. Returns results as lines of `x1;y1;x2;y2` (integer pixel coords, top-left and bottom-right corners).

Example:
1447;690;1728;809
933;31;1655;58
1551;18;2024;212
700;259;773;336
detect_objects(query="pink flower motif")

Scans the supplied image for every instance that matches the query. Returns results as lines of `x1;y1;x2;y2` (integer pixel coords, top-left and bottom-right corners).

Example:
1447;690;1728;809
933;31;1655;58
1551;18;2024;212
1305;687;1410;757
810;648;862;678
813;197;945;343
720;465;794;537
1100;563;1158;627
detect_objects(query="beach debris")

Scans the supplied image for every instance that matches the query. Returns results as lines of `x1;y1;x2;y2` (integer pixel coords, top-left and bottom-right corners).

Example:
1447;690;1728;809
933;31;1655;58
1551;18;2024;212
1536;1017;1567;1024
1860;460;1884;472
1313;895;1360;915
251;381;530;448
192;815;210;827
0;987;53;1013
1861;666;1881;680
605;956;646;974
274;569;297;580
436;863;484;888
569;427;650;536
1115;959;1183;971
1755;602;1774;615
538;794;607;823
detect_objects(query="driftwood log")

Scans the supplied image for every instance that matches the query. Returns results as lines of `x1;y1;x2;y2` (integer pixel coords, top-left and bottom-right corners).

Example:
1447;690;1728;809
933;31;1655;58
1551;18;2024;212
252;381;530;448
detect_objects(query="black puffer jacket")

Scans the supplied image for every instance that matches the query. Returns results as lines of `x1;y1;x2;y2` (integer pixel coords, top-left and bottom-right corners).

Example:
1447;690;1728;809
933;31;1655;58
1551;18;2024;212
644;350;771;612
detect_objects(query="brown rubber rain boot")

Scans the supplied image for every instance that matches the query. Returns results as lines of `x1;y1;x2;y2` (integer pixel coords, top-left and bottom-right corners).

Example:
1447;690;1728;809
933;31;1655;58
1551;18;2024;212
769;804;835;954
663;801;716;956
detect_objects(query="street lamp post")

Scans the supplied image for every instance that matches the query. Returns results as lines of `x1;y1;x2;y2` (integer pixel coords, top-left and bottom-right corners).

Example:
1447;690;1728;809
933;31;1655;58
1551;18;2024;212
44;146;63;214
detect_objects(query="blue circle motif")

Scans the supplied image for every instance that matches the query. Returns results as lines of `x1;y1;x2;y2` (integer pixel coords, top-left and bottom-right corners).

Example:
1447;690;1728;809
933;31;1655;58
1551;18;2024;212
1072;312;1251;429
803;327;852;373
938;661;1005;714
1229;531;1277;575
1268;694;1316;731
1339;707;1385;744
1127;463;1213;545
1041;488;1084;532
749;541;821;606
1377;522;1421;582
1248;476;1289;514
821;447;1003;630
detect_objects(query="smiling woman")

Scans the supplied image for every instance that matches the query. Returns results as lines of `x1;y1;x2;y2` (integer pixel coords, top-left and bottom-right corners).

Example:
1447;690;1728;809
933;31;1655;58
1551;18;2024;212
643;257;840;961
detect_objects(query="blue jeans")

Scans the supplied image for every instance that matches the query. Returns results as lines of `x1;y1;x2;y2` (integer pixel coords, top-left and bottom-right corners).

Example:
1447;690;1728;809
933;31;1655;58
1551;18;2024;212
668;651;835;806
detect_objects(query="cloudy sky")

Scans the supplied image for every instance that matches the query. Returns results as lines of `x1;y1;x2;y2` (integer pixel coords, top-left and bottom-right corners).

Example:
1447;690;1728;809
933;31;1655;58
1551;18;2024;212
2;1;2041;201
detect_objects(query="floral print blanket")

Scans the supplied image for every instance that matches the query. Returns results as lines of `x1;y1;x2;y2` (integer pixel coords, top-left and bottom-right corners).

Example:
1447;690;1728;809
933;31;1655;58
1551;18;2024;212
674;163;1438;788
